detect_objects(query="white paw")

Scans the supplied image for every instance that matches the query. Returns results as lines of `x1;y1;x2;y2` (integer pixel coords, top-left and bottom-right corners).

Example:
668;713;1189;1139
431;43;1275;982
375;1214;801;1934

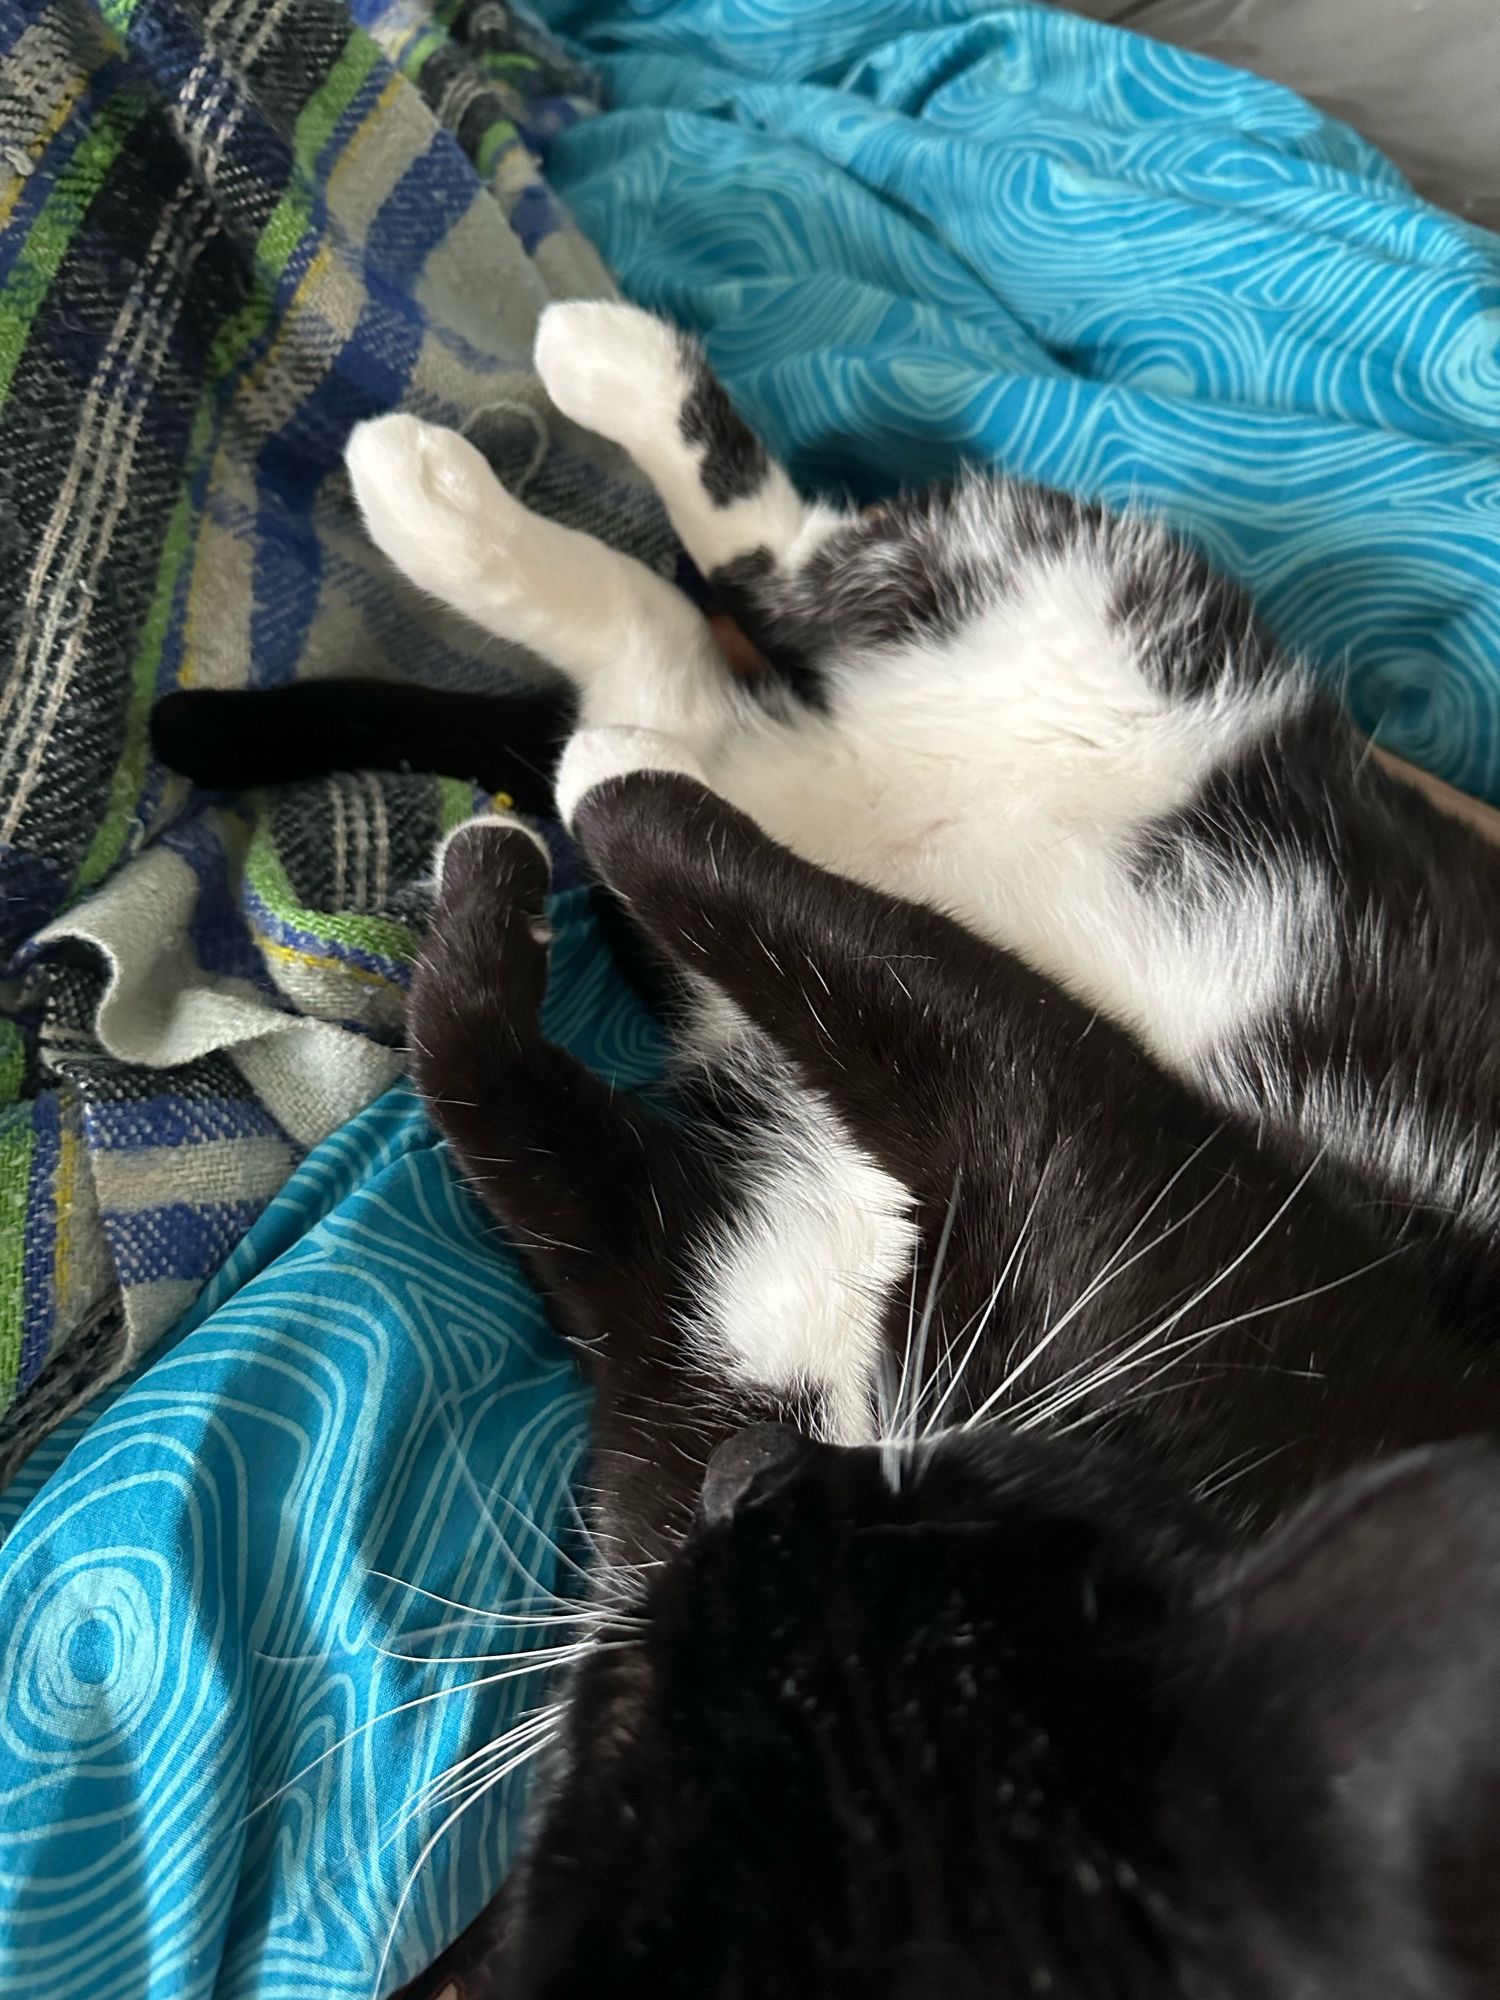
554;726;706;829
429;810;551;893
535;301;688;445
345;414;515;592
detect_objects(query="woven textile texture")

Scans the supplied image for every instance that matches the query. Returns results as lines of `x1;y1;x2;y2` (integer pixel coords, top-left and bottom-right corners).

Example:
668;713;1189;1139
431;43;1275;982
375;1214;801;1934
0;0;673;1472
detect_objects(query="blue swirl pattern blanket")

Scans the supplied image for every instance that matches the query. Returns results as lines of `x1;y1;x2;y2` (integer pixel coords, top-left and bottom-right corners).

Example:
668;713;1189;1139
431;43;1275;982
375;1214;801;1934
0;887;662;2000
537;0;1500;803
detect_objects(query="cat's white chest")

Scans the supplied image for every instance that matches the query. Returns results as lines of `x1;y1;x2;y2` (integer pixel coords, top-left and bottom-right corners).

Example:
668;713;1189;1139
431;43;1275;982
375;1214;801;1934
684;1025;917;1446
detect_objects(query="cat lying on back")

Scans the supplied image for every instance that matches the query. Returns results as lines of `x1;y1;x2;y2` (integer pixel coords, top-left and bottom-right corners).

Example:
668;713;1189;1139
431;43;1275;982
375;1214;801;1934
347;301;1500;1328
156;305;1500;1996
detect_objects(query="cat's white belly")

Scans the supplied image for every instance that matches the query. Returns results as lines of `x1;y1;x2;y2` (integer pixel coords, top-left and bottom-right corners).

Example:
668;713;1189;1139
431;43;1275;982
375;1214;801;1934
551;569;1327;1424
343;389;1317;1090
706;606;1319;1084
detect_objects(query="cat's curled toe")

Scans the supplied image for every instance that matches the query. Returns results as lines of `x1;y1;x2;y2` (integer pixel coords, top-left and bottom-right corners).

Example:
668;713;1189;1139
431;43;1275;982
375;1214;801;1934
431;811;551;899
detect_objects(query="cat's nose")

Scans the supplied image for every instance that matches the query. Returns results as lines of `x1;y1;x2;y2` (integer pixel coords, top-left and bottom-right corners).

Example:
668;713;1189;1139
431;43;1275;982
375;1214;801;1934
700;1422;805;1524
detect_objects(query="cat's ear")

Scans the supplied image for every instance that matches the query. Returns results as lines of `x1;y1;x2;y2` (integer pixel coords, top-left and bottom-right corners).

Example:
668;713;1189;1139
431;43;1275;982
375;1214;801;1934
1204;1440;1500;1975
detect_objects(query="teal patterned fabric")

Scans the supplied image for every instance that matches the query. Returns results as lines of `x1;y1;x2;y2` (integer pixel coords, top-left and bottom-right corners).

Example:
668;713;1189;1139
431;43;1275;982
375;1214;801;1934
537;0;1500;803
0;888;662;2000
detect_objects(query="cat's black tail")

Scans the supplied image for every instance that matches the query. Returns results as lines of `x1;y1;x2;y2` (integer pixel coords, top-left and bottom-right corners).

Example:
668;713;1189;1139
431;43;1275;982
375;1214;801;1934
150;679;574;818
150;678;680;1012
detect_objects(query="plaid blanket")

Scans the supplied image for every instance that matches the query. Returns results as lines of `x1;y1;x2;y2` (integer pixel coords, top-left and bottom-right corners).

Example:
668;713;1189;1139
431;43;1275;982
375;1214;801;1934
0;0;672;1475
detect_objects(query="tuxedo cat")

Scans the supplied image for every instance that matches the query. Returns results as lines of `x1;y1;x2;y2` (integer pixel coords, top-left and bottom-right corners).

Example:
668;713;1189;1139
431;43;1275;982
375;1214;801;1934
153;306;1500;1995
398;782;1500;1999
338;302;1500;1326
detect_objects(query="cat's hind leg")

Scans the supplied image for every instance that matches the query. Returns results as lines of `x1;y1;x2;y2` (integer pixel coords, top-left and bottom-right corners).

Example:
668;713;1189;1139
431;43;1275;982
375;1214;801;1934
535;302;851;592
554;727;952;1153
345;414;733;740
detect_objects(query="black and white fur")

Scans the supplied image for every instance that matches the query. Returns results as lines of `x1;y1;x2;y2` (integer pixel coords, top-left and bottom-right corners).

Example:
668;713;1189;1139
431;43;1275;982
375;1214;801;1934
348;300;1500;1333
406;777;1500;1998
159;304;1500;1993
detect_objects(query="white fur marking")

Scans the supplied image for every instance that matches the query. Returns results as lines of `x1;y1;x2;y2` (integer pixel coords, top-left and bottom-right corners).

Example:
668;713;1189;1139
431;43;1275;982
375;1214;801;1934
431;810;550;889
554;726;707;829
685;1014;917;1445
536;300;844;574
344;411;720;706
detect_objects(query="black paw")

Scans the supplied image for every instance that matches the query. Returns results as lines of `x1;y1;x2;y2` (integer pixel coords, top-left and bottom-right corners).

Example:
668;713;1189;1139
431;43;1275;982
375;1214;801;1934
411;816;555;1085
434;813;552;918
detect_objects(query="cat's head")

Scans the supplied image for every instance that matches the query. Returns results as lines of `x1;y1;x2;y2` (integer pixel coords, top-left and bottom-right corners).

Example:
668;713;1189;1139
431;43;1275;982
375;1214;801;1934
494;1426;1500;1999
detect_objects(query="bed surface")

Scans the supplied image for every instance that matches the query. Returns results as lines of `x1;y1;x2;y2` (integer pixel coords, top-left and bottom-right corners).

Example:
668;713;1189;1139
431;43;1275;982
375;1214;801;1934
3;2;1498;1996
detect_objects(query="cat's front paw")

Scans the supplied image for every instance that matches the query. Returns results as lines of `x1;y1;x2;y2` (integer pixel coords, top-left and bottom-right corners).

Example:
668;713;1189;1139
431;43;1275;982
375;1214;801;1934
554;726;706;829
411;813;555;1084
433;809;550;891
345;414;513;594
535;301;688;447
432;811;554;944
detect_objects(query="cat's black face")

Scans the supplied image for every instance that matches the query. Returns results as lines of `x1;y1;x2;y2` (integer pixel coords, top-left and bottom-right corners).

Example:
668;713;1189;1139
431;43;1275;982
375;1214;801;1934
495;1426;1500;2000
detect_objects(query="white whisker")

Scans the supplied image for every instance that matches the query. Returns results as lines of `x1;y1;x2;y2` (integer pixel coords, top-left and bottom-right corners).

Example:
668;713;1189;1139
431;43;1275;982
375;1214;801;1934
1021;1153;1378;1437
381;1702;565;1852
1031;1241;1397;1435
1195;1441;1300;1504
241;1655;566;1826
371;1727;560;2000
963;1189;1220;1434
902;1167;964;1448
962;1131;1230;1433
364;1568;600;1629
366;1636;604;1670
878;1231;924;1487
480;1479;597;1590
921;1163;1052;1438
431;1396;592;1607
